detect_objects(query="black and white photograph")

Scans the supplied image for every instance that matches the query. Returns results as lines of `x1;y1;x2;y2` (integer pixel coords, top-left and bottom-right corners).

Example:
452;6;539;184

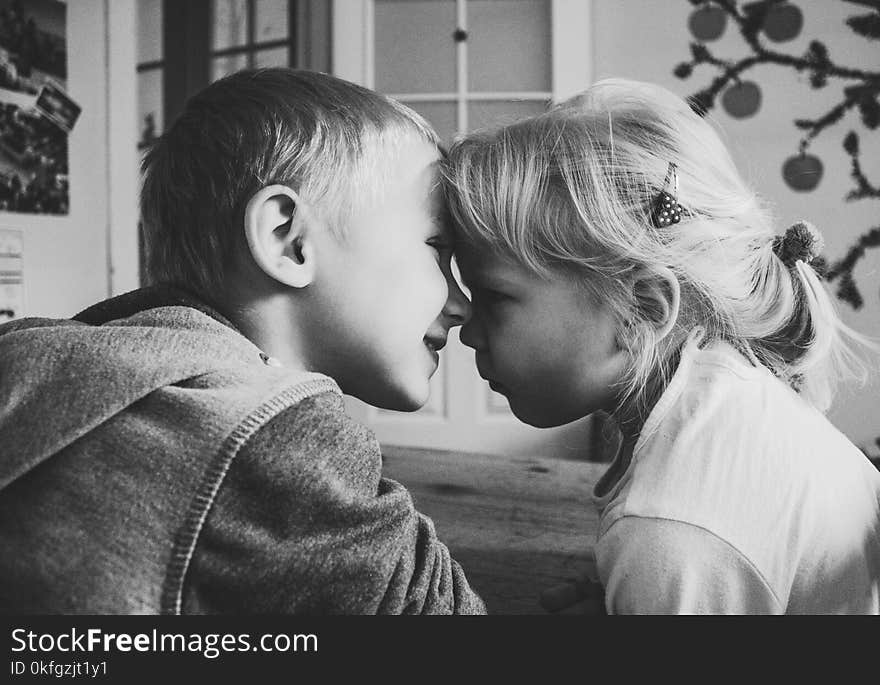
0;0;70;216
1;0;879;667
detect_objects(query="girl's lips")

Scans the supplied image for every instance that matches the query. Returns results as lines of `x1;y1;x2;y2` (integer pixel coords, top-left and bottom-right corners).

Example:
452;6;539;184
476;359;505;392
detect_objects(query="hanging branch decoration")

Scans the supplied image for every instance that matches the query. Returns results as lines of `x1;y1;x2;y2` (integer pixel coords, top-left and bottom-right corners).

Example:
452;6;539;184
674;0;880;309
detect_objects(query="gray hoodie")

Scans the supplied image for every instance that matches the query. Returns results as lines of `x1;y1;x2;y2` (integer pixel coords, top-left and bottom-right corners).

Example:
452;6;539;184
0;287;485;614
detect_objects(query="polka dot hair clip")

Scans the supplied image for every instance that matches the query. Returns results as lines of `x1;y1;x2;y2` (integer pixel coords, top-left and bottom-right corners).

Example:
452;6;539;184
651;162;684;229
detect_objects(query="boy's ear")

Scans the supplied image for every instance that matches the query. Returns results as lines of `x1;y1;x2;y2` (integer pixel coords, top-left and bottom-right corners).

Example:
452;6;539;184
631;266;681;342
243;184;315;288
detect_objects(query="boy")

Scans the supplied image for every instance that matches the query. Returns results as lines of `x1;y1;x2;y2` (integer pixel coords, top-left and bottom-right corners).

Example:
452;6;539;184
0;68;484;614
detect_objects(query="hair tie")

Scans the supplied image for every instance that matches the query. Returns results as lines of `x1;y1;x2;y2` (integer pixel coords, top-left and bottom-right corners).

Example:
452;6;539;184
772;220;824;267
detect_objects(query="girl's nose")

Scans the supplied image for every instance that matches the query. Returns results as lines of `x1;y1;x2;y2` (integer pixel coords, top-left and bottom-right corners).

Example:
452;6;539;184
459;315;484;351
442;269;471;328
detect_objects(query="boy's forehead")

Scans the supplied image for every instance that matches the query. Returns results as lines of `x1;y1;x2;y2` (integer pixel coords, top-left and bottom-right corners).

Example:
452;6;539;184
381;137;439;179
376;142;441;206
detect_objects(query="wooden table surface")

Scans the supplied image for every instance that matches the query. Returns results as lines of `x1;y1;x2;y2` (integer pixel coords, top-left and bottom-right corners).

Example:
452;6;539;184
381;445;608;615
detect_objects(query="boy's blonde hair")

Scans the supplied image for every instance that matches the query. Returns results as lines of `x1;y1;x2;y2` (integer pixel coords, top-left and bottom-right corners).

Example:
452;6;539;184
141;68;438;303
443;78;874;415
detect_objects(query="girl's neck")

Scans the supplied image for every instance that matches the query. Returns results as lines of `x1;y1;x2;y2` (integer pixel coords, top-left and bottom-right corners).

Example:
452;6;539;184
609;386;652;450
612;340;686;445
592;412;641;499
597;342;689;496
614;405;644;446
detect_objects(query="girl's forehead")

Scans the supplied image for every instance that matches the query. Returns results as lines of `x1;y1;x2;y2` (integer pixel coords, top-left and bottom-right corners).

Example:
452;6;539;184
456;246;532;284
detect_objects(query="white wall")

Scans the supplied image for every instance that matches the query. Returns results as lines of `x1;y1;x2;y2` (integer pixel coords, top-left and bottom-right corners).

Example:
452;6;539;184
1;0;137;320
591;0;880;452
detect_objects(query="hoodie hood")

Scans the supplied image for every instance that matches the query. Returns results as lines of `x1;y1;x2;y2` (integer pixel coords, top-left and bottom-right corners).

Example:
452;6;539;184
0;287;284;490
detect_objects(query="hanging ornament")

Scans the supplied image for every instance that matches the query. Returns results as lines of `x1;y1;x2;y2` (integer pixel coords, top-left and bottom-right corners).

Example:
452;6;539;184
688;3;727;42
721;80;762;118
782;152;823;191
762;2;804;43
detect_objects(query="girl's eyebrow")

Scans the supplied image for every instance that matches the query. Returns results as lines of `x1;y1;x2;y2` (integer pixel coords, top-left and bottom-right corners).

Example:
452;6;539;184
465;268;518;291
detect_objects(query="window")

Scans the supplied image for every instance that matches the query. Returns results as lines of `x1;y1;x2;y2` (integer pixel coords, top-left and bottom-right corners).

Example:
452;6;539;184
136;0;164;151
375;0;552;142
136;0;330;283
136;0;330;149
210;0;294;81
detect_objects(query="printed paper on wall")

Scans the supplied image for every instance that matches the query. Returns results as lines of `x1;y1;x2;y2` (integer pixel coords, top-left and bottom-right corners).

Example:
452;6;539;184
0;227;23;321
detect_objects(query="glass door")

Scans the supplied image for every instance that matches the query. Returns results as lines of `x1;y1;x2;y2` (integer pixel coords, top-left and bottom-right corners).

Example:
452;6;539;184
333;0;601;460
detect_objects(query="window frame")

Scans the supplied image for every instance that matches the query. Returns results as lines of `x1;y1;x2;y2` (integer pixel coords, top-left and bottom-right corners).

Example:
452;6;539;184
136;0;305;138
332;0;593;135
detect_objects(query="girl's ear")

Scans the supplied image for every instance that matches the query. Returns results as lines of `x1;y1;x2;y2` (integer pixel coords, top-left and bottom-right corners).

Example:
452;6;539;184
631;266;681;342
243;184;316;288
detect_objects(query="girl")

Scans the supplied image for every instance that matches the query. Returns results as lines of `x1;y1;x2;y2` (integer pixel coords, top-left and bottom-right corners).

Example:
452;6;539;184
442;79;880;614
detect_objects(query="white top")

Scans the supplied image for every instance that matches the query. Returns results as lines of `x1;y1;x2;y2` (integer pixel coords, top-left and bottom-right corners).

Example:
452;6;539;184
592;331;880;614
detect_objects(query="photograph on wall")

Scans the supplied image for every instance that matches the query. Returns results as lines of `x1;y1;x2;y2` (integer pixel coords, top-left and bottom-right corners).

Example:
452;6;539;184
0;227;23;321
0;0;73;216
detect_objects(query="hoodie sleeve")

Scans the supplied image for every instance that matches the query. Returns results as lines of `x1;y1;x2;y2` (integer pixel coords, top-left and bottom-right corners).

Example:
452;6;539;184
182;391;486;615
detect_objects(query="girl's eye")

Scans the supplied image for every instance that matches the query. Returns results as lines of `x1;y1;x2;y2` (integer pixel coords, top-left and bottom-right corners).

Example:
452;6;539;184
475;287;508;305
426;237;453;260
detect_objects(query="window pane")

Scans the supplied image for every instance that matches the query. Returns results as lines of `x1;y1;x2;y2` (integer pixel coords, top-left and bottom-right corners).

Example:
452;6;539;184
137;69;163;150
254;46;289;68
212;0;248;50
468;0;551;93
468;99;547;132
374;0;456;94
212;53;250;82
403;101;457;143
137;0;163;64
255;0;288;43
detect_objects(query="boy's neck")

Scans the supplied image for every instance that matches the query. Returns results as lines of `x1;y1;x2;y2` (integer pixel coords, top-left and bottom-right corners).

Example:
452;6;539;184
219;293;309;372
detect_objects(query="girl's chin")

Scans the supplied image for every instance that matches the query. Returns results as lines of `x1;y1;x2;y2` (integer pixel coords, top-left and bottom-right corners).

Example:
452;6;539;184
511;400;589;429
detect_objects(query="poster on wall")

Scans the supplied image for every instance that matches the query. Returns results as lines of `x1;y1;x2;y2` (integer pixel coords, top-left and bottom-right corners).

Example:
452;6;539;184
0;0;77;216
0;227;24;321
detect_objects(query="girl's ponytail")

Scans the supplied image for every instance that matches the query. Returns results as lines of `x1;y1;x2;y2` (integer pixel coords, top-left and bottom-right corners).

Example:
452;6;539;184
763;221;876;411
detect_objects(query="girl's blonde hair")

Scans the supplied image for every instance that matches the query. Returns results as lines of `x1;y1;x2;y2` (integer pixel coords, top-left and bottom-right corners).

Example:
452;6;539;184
443;78;875;415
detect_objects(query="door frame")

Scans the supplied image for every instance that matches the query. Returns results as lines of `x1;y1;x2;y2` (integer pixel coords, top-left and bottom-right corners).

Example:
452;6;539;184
329;0;602;460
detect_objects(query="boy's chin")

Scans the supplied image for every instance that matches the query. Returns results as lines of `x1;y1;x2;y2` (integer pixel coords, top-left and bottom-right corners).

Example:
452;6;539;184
360;382;430;413
384;395;427;413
